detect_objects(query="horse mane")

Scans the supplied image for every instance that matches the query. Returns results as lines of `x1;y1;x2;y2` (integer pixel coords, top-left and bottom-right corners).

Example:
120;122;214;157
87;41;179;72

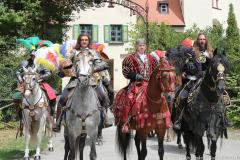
166;45;193;75
210;51;229;73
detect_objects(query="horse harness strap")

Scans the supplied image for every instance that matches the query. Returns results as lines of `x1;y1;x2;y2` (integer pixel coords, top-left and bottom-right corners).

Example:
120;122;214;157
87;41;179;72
70;109;99;136
22;102;48;117
22;91;47;117
152;112;167;125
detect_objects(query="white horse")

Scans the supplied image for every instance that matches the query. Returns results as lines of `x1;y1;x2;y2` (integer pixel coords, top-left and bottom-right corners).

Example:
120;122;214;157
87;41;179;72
64;50;101;160
22;66;53;160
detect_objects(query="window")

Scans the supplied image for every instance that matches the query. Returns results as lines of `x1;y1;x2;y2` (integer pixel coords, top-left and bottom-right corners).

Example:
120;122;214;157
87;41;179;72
104;25;128;43
216;0;219;8
110;25;123;43
72;24;98;42
212;0;221;9
80;24;93;38
159;3;169;14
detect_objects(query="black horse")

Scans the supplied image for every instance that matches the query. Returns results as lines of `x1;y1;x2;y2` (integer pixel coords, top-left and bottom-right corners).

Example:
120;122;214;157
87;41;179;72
166;45;197;149
171;49;229;160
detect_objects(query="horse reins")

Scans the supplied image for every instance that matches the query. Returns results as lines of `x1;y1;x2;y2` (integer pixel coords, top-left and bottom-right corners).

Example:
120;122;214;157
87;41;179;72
203;64;225;91
22;72;47;117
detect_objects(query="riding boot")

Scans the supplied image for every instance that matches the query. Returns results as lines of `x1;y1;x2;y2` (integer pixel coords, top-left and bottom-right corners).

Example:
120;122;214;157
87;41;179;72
53;88;71;132
53;107;63;132
103;109;112;128
173;105;186;131
106;84;114;106
102;79;114;107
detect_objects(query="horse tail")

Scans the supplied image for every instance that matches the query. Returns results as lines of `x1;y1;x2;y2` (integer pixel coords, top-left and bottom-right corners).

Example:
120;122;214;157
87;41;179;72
116;125;132;157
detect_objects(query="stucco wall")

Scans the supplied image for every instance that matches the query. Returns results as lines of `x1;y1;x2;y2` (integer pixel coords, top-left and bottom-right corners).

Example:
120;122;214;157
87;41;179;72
182;0;213;30
212;0;240;29
64;5;137;91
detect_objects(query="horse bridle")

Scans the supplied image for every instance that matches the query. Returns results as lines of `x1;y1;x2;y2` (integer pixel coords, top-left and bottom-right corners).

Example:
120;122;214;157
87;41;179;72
23;72;39;93
22;71;46;117
205;63;225;91
156;67;176;93
74;52;95;86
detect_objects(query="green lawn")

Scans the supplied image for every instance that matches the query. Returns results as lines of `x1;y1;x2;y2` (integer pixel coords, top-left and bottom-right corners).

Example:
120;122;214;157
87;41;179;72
0;129;48;160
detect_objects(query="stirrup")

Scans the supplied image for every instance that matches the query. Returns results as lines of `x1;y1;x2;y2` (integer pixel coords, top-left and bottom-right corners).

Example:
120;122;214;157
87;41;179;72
104;122;113;128
223;90;231;107
53;124;61;132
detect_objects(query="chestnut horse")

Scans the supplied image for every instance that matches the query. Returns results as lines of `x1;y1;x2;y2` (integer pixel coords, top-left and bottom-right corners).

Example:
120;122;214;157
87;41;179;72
114;60;176;160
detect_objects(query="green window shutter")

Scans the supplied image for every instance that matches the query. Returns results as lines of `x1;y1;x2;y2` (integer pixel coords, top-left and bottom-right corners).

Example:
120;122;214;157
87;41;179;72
104;25;110;43
92;25;99;43
122;25;128;42
73;24;80;40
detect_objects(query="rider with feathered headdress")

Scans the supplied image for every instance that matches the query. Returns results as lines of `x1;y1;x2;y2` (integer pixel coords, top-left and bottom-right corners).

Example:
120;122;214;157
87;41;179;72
15;36;57;113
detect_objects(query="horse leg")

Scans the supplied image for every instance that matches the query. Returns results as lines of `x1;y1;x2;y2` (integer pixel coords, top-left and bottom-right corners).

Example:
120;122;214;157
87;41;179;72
210;140;217;160
134;131;141;160
24;127;31;160
157;136;164;160
64;135;70;160
97;111;104;145
165;129;171;142
68;134;76;160
79;134;87;160
183;132;191;160
195;135;204;160
140;136;147;160
207;134;211;150
148;130;155;138
177;132;183;149
46;114;54;151
89;134;97;160
35;116;46;160
22;111;31;160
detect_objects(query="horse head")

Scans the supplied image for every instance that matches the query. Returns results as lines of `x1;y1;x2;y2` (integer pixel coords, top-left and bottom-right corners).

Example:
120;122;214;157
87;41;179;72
147;59;176;114
206;49;229;95
22;66;39;97
156;59;176;93
74;50;95;84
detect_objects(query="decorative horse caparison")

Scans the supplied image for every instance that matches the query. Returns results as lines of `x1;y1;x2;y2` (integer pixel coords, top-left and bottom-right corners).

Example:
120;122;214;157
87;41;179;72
114;59;176;160
63;51;101;160
21;66;54;160
172;49;229;160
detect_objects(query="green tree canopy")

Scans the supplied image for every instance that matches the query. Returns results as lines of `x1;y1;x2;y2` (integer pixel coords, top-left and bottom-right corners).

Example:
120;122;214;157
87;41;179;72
226;3;240;59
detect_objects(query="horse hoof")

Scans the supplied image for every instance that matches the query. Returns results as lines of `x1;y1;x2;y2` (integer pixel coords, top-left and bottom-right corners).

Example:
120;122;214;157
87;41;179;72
196;157;203;160
166;138;171;142
96;139;103;145
178;144;183;149
49;147;54;152
34;155;41;160
23;157;30;160
186;156;191;160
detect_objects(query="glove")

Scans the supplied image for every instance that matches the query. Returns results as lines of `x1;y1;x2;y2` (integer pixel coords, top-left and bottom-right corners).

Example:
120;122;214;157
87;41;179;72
135;74;144;81
93;64;109;73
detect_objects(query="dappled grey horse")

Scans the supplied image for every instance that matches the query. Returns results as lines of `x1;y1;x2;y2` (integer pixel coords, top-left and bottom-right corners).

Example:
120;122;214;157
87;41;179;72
64;51;101;160
22;66;53;160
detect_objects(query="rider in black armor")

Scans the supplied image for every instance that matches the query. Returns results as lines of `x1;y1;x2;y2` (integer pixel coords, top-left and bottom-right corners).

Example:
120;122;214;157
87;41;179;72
16;52;52;83
173;33;213;130
16;50;56;115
